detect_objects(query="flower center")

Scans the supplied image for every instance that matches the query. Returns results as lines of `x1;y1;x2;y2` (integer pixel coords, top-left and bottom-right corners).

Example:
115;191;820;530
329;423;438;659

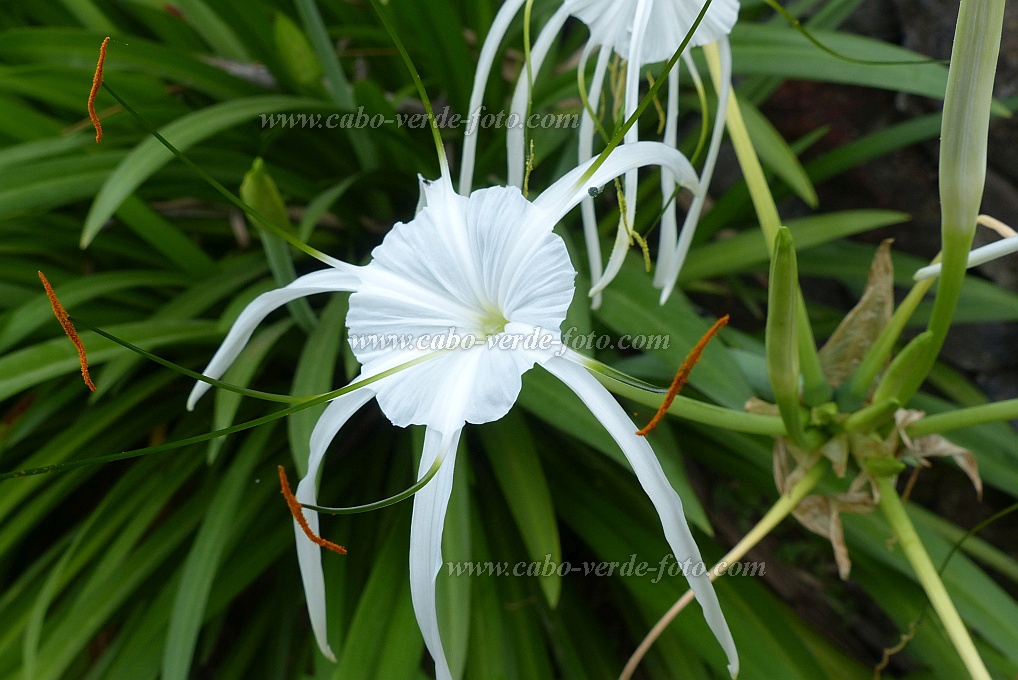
477;306;509;339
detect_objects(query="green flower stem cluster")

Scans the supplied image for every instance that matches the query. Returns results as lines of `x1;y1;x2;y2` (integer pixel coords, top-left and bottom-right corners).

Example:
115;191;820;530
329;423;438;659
723;0;1008;675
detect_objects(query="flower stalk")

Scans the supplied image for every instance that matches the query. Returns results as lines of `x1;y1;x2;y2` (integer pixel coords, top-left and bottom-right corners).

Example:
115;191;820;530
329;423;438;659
875;474;992;680
847;270;937;405
899;0;1007;405
905;398;1018;438
595;375;786;437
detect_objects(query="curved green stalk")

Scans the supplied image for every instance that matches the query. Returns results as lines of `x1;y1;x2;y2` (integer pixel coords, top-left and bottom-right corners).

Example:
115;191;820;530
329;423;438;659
576;52;611;146
906;398;1018;438
684;55;711;166
303;451;446;515
76;318;308;404
875;475;992;680
760;0;941;67
369;0;447;174
847;269;937;403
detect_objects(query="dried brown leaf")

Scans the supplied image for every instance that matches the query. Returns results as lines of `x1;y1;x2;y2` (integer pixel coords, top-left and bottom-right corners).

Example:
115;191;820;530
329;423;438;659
818;239;894;388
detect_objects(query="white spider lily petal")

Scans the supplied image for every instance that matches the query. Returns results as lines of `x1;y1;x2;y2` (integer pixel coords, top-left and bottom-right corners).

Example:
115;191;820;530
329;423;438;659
564;0;739;62
534;141;699;224
507;5;571;187
914;235;1018;280
659;36;733;303
190;178;574;673
348;182;575;431
409;427;462;680
543;353;739;677
578;44;613;309
459;0;529;195
652;64;682;288
294;389;376;661
558;0;742;302
462;0;739;304
186;267;360;409
585;0;652;296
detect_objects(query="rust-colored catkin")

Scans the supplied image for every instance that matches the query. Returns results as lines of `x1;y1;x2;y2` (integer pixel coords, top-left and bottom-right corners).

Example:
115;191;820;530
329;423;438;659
89;37;110;143
636;314;729;436
278;465;347;555
38;271;96;392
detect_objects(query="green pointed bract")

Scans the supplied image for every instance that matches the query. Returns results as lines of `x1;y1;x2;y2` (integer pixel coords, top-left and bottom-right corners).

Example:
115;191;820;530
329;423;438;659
766;227;806;446
274;11;324;96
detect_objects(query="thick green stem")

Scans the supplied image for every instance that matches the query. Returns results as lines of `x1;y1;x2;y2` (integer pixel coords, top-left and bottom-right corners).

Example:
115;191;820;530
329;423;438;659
875;476;991;680
717;459;826;569
906;398;1018;438
899;0;1006;405
595;374;786;436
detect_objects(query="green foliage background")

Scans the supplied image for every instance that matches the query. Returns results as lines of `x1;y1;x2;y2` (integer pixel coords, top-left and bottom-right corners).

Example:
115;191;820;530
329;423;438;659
1;0;1018;678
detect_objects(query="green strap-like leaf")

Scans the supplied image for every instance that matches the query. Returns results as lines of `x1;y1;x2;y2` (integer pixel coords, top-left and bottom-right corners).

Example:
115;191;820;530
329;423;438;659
82;96;332;247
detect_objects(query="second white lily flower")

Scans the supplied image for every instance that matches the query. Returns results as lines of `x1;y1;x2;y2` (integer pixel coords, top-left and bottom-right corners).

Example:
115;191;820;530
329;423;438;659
460;0;739;308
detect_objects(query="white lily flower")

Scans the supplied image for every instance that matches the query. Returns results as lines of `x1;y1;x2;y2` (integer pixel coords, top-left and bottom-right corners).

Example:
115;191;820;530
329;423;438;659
188;142;737;679
460;0;738;308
